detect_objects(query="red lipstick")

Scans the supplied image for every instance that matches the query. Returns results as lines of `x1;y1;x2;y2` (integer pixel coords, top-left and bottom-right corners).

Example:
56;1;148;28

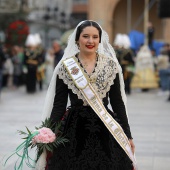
86;45;94;49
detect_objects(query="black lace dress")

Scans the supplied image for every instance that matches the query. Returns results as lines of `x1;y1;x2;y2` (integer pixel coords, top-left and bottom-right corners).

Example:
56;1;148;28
47;69;133;170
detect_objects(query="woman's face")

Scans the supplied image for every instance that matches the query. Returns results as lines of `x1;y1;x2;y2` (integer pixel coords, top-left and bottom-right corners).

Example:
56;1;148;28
77;26;100;55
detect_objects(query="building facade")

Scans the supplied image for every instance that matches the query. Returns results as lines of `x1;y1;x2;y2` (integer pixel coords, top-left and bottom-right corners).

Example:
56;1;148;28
71;0;88;25
26;0;88;48
88;0;170;44
1;0;170;47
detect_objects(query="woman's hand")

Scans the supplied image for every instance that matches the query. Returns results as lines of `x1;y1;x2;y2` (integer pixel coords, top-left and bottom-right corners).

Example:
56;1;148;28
129;139;135;155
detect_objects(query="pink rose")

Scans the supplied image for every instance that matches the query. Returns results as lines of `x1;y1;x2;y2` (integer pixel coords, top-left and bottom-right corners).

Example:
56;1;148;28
32;127;56;144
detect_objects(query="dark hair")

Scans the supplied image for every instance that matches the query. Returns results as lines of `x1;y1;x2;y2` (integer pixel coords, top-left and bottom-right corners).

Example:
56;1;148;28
75;21;102;43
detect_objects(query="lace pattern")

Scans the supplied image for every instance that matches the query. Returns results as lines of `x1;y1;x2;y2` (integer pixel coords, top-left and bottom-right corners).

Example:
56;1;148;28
58;54;118;105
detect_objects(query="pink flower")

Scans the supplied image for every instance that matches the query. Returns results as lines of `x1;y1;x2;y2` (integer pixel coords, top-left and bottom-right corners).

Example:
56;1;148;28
32;127;56;144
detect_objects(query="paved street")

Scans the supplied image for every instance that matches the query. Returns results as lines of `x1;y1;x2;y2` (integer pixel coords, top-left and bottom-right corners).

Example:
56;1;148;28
0;86;170;170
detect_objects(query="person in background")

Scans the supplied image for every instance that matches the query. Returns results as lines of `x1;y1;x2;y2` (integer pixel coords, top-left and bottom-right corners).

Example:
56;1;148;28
164;61;170;102
131;45;158;91
0;44;6;96
122;48;135;95
167;86;170;101
24;34;39;93
11;45;23;88
148;21;154;49
52;40;64;68
2;46;13;88
114;34;135;94
163;43;170;62
156;49;170;96
34;34;46;91
18;46;25;85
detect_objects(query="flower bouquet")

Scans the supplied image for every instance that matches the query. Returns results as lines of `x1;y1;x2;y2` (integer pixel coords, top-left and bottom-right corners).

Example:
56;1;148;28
3;118;68;170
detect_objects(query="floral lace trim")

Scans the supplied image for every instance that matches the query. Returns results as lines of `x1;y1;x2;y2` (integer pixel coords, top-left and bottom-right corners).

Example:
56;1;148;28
58;54;118;105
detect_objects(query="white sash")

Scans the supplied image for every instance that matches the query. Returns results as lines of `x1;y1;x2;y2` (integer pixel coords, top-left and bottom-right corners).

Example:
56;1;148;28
63;57;137;170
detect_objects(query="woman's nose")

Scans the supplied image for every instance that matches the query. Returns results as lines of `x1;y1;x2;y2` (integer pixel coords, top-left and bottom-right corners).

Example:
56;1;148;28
88;37;93;43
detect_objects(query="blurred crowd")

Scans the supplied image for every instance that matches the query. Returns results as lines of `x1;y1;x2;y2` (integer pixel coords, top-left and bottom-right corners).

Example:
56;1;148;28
113;34;170;101
0;31;170;101
0;33;64;96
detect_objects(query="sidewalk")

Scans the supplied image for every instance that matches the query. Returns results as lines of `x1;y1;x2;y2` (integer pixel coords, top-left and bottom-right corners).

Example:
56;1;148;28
128;90;170;170
0;87;170;170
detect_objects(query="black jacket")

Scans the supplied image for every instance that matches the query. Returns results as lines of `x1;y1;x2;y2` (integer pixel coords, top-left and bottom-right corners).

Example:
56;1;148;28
0;46;6;69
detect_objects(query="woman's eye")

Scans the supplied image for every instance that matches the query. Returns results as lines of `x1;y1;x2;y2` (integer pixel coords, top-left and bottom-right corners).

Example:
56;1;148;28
82;35;98;39
83;35;89;38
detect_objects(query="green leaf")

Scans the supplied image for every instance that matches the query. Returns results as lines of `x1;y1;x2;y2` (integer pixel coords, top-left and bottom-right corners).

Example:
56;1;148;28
46;144;52;152
35;127;39;130
17;130;28;135
26;126;31;135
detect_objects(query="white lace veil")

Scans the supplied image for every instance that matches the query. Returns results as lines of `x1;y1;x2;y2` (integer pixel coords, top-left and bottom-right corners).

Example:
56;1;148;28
37;20;129;170
41;20;128;121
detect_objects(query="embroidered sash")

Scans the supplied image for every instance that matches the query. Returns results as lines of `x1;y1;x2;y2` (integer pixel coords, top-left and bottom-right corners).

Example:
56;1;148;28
62;56;137;169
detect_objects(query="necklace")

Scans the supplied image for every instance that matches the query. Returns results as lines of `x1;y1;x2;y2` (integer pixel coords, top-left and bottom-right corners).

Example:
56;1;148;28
78;53;98;69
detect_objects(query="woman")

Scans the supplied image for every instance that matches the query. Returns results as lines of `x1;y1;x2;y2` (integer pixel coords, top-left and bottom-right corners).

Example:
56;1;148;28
38;20;136;170
131;45;158;90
